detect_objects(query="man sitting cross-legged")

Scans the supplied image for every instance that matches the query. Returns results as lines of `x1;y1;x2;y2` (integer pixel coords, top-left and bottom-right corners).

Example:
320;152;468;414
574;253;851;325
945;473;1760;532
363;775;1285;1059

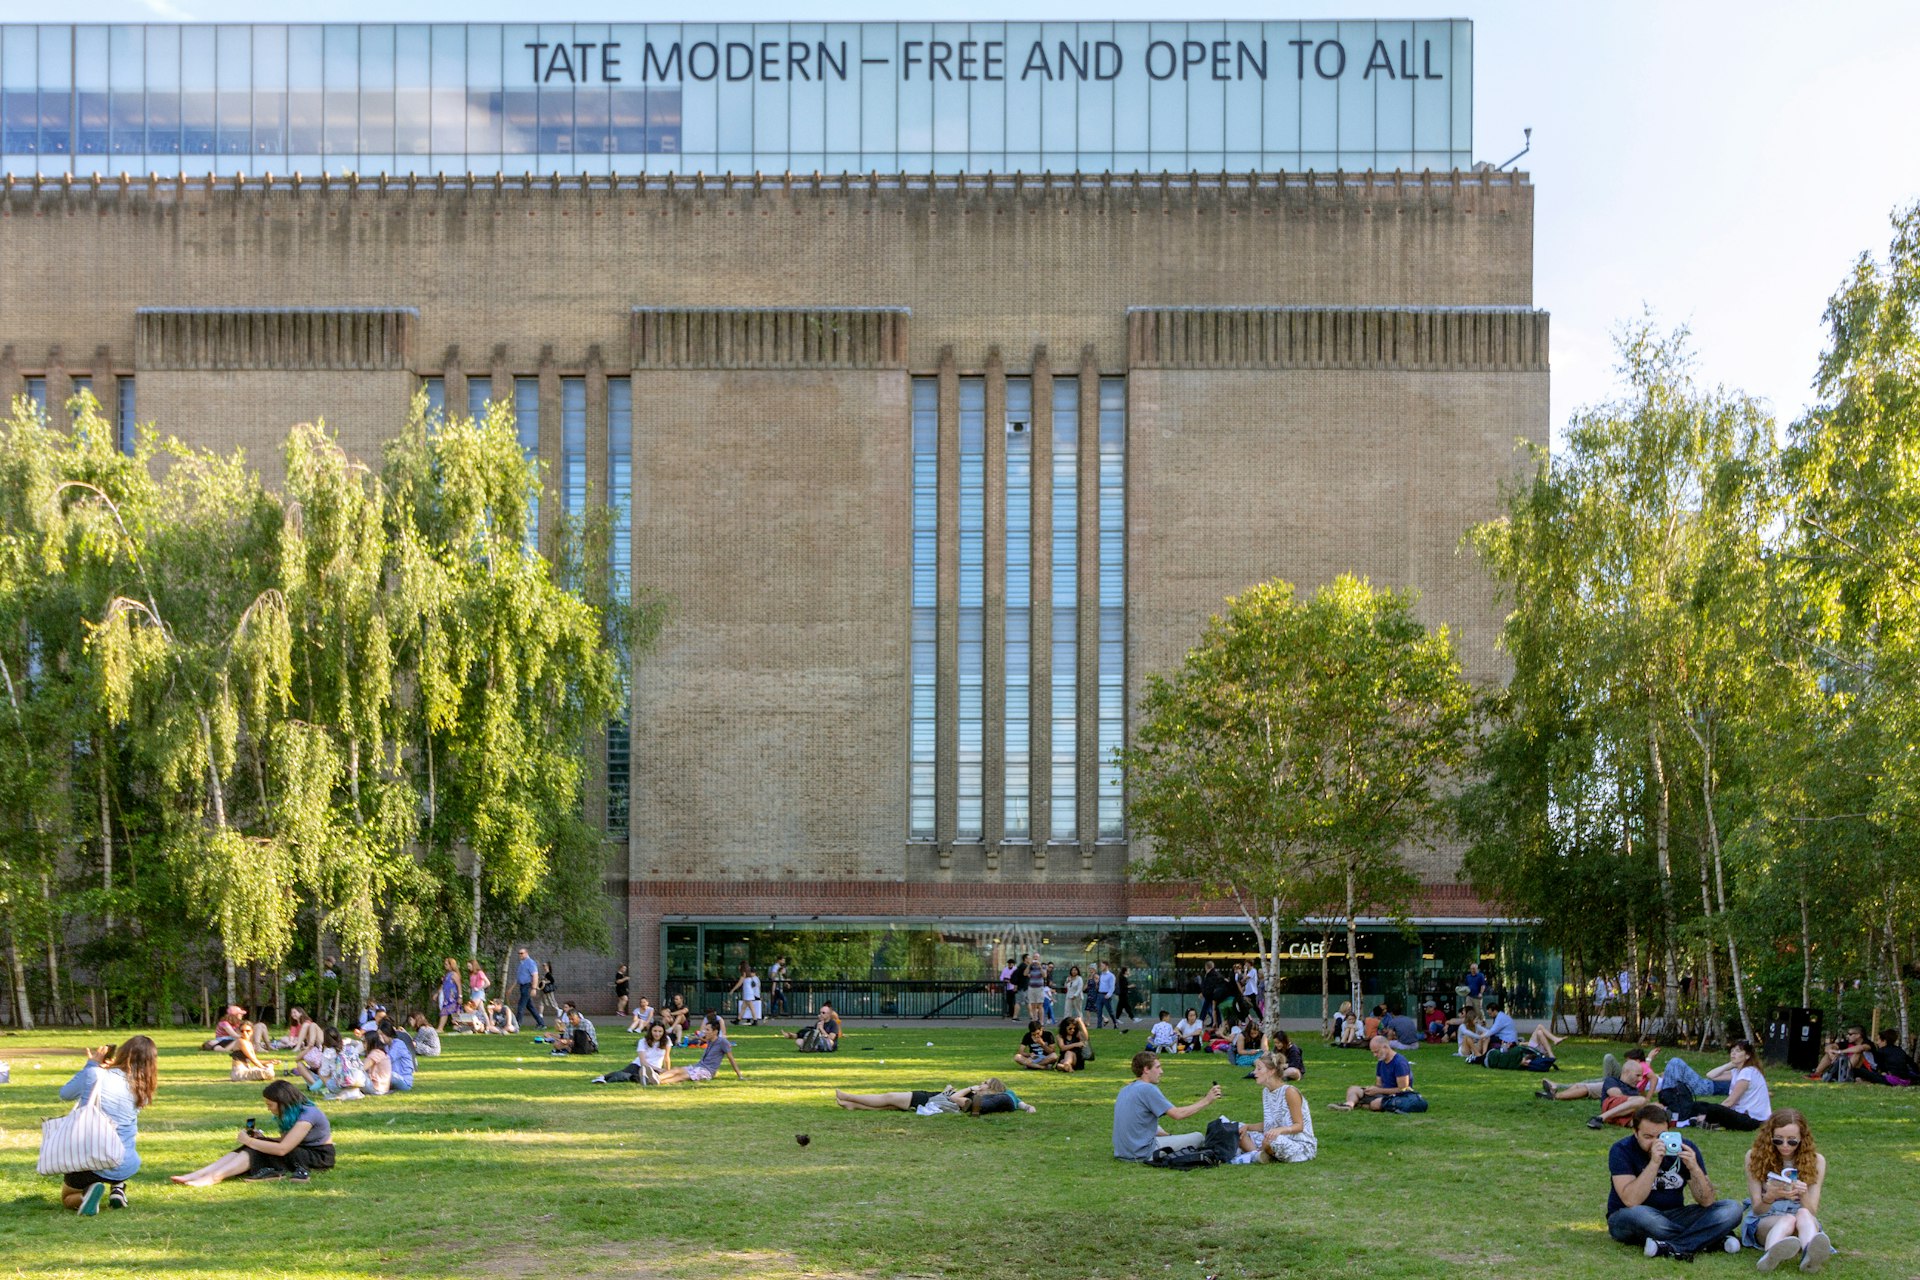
1015;1020;1061;1070
1111;1051;1224;1161
1329;1036;1427;1113
1604;1104;1744;1262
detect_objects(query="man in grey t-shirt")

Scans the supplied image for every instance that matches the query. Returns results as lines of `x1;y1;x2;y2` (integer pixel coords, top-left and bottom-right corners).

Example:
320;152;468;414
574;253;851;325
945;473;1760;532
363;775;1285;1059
1112;1051;1223;1160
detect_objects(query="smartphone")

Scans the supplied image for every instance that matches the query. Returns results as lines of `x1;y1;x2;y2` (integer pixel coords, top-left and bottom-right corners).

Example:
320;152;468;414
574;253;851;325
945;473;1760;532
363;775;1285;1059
245;1117;257;1135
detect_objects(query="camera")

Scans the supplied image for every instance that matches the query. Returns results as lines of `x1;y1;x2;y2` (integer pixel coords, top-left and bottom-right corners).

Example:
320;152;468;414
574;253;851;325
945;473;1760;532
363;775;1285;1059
1659;1131;1683;1157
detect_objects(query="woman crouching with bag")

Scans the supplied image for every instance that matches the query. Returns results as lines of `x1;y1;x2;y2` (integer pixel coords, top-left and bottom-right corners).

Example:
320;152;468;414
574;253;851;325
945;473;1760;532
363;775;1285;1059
171;1079;336;1186
53;1037;157;1215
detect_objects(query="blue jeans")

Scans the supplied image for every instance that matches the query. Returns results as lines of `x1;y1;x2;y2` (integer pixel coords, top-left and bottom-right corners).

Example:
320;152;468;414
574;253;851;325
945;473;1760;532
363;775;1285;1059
1092;994;1116;1028
1608;1201;1744;1255
1660;1057;1730;1097
517;984;544;1028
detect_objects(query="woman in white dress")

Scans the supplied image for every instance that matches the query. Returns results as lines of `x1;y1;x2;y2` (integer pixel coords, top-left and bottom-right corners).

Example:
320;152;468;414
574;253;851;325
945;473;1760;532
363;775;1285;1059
1233;1051;1317;1164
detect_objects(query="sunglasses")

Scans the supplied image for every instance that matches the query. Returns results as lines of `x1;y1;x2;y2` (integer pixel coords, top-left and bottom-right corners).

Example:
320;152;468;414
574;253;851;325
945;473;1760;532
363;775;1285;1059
1772;1137;1802;1148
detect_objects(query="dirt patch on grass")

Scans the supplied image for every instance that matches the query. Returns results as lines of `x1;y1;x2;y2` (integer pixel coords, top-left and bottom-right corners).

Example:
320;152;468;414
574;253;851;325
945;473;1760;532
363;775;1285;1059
0;1045;94;1057
479;1243;896;1280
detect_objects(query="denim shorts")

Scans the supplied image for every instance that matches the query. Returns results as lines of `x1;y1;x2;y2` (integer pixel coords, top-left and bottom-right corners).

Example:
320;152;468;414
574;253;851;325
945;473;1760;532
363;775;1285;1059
1741;1199;1799;1247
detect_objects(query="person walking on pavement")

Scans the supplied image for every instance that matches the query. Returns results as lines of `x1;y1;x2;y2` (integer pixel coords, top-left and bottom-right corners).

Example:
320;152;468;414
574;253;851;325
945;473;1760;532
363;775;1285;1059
514;947;545;1030
1093;961;1118;1029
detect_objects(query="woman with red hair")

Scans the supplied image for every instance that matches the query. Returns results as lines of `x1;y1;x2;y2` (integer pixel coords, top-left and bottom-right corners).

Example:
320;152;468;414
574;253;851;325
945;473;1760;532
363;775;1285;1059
1741;1108;1834;1272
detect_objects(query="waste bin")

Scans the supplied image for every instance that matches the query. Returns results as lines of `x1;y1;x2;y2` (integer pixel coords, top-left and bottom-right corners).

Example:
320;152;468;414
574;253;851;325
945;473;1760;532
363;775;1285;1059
1767;1007;1823;1071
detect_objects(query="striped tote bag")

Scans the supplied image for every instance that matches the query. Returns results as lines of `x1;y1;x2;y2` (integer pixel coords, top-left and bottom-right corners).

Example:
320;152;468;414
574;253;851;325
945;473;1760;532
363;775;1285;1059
37;1076;126;1177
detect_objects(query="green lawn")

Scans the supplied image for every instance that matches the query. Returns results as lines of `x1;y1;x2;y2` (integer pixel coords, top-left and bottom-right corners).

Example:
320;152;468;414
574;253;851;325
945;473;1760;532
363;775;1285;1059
1;1024;1916;1279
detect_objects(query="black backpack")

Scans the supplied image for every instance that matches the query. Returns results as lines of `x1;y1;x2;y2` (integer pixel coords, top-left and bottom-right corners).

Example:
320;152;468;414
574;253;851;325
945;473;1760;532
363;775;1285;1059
1147;1118;1241;1169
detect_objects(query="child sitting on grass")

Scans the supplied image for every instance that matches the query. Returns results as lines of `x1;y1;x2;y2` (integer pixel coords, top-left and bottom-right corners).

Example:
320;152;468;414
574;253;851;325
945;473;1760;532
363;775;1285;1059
1148;1010;1177;1052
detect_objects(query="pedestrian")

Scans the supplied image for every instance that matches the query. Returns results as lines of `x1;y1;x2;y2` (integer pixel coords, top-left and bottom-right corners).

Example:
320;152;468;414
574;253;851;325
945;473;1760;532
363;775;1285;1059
613;963;631;1016
538;962;563;1024
513;947;545;1030
1026;954;1046;1024
1114;965;1135;1023
1094;960;1118;1029
1062;966;1087;1023
768;955;789;1017
436;957;461;1032
467;957;490;1010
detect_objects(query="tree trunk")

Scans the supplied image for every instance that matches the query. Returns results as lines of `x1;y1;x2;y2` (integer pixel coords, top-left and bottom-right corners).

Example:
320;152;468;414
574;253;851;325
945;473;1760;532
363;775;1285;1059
40;872;65;1025
1319;932;1330;1034
224;956;236;1008
467;847;483;960
98;745;115;930
1689;717;1754;1044
1343;865;1363;1012
1647;718;1681;1027
1695;830;1720;1047
356;952;371;1008
4;912;33;1030
198;710;238;1008
1799;878;1813;1008
1887;908;1911;1053
1627;919;1643;1038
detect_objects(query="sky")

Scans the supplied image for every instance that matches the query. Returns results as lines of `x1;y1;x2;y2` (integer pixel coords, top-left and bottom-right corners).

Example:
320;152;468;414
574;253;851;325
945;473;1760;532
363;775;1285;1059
18;0;1920;440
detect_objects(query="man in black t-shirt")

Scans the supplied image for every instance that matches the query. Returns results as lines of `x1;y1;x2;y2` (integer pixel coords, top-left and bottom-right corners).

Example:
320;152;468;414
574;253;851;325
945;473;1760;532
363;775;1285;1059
1605;1105;1744;1261
1015;1020;1060;1070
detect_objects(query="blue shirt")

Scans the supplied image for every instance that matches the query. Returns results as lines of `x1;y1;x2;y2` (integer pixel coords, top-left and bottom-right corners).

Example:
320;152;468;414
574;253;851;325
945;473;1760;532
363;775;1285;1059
1375;1053;1412;1091
516;957;538;985
1097;970;1116;997
58;1061;141;1181
1113;1079;1173;1160
387;1037;416;1091
1466;972;1488;997
1486;1010;1517;1046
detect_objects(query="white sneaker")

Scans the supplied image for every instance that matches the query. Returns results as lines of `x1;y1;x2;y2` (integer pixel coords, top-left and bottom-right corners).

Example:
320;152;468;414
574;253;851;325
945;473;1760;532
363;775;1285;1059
1757;1236;1801;1272
1800;1232;1833;1272
1644;1238;1663;1259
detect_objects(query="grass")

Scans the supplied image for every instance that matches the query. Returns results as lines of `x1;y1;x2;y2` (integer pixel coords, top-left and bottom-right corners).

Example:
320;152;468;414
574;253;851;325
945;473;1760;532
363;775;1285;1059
1;1023;1917;1279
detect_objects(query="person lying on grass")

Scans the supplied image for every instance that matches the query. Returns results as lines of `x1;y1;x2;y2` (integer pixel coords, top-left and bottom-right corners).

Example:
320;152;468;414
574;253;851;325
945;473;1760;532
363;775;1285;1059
836;1077;1036;1114
1537;1047;1653;1105
1328;1036;1427;1113
170;1080;336;1187
652;1013;743;1083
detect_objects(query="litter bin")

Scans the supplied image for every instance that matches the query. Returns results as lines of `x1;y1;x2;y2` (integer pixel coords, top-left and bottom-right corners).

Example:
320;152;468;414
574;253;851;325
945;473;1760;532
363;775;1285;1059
1766;1007;1824;1072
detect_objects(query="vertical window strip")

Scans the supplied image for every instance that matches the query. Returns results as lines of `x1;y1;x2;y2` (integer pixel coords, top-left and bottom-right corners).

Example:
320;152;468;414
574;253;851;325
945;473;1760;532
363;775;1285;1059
514;376;539;549
561;376;587;517
1050;378;1079;841
606;376;633;837
422;375;446;417
117;376;135;454
909;377;938;840
467;378;492;421
1098;377;1127;839
25;377;47;412
1003;377;1032;840
957;377;986;841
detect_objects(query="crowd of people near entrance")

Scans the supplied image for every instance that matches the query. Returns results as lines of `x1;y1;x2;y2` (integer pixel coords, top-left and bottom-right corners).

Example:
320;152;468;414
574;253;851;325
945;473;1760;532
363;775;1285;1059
40;946;1901;1275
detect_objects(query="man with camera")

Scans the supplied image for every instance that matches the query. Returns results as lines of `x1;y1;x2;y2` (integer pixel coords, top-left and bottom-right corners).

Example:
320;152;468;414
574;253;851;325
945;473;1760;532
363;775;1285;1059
1606;1103;1744;1262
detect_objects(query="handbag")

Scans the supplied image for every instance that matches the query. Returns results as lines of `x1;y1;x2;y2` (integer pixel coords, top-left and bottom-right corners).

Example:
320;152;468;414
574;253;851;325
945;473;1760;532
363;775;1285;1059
37;1075;126;1177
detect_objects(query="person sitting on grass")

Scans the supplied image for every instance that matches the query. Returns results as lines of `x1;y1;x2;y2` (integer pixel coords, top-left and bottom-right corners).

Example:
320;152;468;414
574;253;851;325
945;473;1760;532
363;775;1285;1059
201;1006;244;1051
1230;1019;1267;1067
1055;1016;1092;1072
1329;1036;1427;1113
446;999;484;1034
549;1004;597;1056
1016;1020;1061;1070
57;1038;157;1215
1174;1009;1205;1054
1741;1108;1833;1272
595;1021;674;1084
1111;1050;1224;1161
1377;1005;1422;1053
484;997;518;1034
1147;1010;1177;1052
228;1036;275;1082
170;1080;336;1187
406;1012;441;1057
625;996;658;1034
1270;1030;1304;1081
1603;1104;1743;1262
780;1003;841;1052
836;1078;1035;1114
661;994;691;1041
1423;1002;1449;1042
1538;1047;1653;1105
248;1018;274;1056
1851;1029;1916;1086
1452;1008;1490;1058
1231;1051;1317;1164
653;1014;743;1084
380;1018;418;1091
1482;1001;1519;1049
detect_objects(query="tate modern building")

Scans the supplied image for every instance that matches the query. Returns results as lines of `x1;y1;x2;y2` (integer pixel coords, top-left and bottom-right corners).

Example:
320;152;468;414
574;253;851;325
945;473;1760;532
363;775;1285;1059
0;20;1553;1015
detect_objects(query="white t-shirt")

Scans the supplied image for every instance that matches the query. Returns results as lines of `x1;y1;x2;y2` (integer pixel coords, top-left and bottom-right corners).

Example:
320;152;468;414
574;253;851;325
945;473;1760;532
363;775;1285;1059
1729;1066;1772;1121
1149;1019;1176;1047
1242;970;1260;997
1176;1016;1203;1039
638;1042;670;1071
742;976;760;1001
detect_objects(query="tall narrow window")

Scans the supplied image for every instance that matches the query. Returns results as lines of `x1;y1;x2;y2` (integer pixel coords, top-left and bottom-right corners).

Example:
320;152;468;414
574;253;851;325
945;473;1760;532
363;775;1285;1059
1003;377;1032;840
467;378;492;421
1098;377;1127;839
957;378;986;841
422;376;446;417
514;376;540;549
117;377;135;455
1050;378;1079;840
606;376;633;837
24;378;47;412
560;377;587;517
909;378;938;840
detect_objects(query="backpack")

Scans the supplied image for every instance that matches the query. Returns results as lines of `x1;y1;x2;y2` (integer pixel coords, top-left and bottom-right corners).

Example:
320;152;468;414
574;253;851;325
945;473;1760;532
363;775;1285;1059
1146;1118;1240;1170
1657;1081;1697;1122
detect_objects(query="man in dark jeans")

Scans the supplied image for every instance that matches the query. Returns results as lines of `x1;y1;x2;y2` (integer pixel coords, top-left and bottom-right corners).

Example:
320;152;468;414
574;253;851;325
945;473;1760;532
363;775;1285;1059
514;947;545;1030
1605;1104;1744;1261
